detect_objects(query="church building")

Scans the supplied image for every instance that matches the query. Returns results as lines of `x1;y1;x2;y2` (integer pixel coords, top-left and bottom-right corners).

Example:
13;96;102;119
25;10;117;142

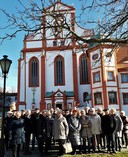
16;1;128;113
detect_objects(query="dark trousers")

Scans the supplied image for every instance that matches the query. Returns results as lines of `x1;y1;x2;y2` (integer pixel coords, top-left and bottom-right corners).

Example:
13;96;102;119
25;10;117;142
58;139;66;155
12;144;21;157
31;133;36;150
5;133;9;150
109;133;116;152
37;136;44;155
24;133;31;153
92;134;101;151
83;137;91;153
45;137;52;153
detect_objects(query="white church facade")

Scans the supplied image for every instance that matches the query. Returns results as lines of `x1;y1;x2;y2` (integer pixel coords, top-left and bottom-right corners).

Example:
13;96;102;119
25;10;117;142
16;1;128;113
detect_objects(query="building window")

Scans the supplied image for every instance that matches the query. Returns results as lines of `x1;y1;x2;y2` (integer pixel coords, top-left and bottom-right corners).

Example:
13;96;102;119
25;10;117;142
121;73;128;83
93;71;100;83
54;55;65;85
94;92;102;105
107;71;115;81
83;92;89;102
108;92;117;104
29;57;39;87
53;40;57;46
80;54;89;84
123;93;128;105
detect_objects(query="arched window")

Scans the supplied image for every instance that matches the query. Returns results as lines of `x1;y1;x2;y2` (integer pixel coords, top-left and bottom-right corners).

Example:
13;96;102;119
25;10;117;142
80;54;89;84
54;55;65;85
29;57;39;87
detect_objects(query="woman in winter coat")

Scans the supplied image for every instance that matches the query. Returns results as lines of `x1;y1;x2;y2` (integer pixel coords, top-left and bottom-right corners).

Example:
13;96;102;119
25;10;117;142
52;109;69;156
79;110;92;153
10;111;25;157
68;109;81;155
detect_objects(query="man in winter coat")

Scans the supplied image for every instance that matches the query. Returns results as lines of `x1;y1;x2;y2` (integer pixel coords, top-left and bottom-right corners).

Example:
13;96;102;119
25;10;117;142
110;108;123;152
53;109;69;156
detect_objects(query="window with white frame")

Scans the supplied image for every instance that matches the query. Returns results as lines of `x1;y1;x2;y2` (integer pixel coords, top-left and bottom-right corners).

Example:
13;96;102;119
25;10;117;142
121;73;128;83
93;71;100;83
123;93;128;105
107;71;115;81
94;92;102;105
108;92;117;104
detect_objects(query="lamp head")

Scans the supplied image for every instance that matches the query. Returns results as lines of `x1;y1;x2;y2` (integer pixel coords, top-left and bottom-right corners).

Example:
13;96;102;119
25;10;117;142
0;55;12;75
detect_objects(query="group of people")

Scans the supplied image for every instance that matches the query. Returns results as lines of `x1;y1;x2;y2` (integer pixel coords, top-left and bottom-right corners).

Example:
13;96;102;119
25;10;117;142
4;106;128;157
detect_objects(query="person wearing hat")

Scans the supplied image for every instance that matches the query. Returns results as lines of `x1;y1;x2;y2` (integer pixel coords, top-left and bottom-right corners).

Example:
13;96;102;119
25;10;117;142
68;109;82;155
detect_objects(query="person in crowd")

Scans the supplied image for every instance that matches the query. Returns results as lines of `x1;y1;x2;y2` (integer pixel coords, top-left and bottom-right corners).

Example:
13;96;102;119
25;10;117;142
68;109;81;155
36;109;47;156
85;107;90;115
45;110;54;154
21;110;26;119
110;108;123;152
101;109;111;153
89;108;102;152
52;109;69;156
10;111;25;157
97;107;106;149
64;109;71;122
120;111;128;148
30;108;40;150
9;102;16;112
80;109;92;153
24;110;32;155
4;111;14;151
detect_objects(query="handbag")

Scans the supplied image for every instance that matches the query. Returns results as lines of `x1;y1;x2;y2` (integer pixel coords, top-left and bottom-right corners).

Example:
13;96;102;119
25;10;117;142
63;141;73;154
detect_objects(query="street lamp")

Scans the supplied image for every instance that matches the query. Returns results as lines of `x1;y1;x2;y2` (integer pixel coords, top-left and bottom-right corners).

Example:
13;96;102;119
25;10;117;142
0;55;12;157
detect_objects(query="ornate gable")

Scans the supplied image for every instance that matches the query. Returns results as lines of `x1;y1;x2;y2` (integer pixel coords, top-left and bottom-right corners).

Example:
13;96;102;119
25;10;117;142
45;1;75;12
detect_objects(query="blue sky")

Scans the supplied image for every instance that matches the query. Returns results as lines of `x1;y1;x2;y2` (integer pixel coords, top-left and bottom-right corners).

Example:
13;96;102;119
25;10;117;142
0;0;99;92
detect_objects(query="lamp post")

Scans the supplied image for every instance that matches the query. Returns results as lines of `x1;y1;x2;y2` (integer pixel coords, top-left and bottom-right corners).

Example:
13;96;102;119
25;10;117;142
0;55;12;157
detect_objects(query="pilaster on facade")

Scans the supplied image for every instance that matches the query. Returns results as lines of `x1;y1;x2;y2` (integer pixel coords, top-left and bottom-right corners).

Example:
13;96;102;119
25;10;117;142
72;50;79;104
40;54;46;110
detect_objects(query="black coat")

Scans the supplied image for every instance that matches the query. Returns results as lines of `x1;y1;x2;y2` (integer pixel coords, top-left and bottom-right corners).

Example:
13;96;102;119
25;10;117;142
4;116;14;136
24;116;33;134
11;117;25;145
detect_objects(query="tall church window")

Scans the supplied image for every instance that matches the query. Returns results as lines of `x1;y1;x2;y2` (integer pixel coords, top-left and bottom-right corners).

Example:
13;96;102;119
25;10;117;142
80;54;89;84
54;55;65;85
29;57;39;87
